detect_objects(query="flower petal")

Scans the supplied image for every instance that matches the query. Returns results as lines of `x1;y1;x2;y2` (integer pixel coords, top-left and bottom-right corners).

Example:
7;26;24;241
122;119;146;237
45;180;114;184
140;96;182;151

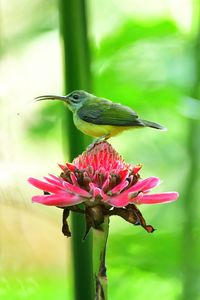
108;194;129;207
127;177;160;193
110;180;129;194
58;164;67;171
135;192;179;204
32;193;83;207
48;173;62;181
70;173;79;185
118;169;129;181
44;176;63;186
102;175;110;191
62;181;90;197
28;177;63;194
89;183;107;199
133;164;143;174
65;162;76;172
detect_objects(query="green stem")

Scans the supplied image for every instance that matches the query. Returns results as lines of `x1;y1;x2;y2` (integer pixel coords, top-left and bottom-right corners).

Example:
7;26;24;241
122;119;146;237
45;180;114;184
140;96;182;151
92;216;109;300
58;0;93;299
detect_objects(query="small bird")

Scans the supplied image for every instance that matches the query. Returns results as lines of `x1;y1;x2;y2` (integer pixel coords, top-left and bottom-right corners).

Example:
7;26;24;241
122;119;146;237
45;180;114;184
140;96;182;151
35;90;166;139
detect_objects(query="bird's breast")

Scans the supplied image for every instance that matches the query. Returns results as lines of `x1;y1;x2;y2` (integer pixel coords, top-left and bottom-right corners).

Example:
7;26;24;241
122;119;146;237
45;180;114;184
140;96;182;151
73;114;130;137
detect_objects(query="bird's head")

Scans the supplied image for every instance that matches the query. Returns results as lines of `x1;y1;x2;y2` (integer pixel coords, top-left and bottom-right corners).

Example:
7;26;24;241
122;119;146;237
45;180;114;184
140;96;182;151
35;90;93;112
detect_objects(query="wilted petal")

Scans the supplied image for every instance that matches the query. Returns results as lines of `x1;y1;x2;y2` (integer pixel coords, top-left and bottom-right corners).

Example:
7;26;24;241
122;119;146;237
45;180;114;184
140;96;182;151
135;192;179;204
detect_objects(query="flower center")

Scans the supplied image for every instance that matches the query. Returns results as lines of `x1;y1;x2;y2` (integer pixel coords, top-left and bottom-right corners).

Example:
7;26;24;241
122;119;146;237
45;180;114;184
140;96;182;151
60;164;140;198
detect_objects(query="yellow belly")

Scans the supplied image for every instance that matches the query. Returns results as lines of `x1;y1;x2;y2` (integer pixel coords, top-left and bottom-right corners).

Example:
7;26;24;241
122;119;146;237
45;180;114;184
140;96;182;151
74;116;130;138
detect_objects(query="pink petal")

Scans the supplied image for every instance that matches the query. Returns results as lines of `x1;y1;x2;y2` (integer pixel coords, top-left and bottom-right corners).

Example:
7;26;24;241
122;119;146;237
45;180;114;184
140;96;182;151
28;177;63;194
127;177;160;194
59;162;75;172
89;183;107;199
133;164;142;174
44;176;63;186
110;180;129;194
62;181;90;197
65;162;75;172
32;193;83;207
94;187;107;199
129;192;144;202
48;173;62;181
118;169;129;181
58;164;67;171
70;173;78;185
108;194;129;207
136;192;179;204
102;174;110;190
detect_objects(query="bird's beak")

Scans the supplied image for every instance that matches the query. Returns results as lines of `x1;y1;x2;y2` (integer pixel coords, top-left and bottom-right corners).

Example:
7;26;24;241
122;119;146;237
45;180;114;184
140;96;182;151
35;94;69;103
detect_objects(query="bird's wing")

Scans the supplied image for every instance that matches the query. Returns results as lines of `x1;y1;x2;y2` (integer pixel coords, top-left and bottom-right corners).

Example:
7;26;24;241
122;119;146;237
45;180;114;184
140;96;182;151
77;98;144;126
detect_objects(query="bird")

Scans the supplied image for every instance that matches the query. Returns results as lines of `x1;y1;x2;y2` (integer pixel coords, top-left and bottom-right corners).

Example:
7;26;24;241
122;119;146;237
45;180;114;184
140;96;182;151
35;90;166;139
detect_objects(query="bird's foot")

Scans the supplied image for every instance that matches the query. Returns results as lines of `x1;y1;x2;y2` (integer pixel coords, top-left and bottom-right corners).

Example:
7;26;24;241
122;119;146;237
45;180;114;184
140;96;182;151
87;134;110;151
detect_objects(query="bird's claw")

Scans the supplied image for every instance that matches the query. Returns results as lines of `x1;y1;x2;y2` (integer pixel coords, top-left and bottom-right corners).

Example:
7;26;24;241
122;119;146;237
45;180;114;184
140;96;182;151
87;135;110;151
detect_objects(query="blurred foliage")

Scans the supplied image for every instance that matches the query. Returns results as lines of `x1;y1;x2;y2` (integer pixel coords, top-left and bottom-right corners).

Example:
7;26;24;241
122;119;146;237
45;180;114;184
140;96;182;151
1;0;200;299
92;19;193;105
27;102;62;138
1;0;58;55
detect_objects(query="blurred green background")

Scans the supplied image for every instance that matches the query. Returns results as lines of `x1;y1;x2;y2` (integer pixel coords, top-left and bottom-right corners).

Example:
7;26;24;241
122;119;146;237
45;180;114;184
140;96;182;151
1;0;200;299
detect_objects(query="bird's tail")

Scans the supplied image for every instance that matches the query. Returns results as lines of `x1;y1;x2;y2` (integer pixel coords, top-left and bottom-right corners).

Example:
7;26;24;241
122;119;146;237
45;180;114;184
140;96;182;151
142;119;167;131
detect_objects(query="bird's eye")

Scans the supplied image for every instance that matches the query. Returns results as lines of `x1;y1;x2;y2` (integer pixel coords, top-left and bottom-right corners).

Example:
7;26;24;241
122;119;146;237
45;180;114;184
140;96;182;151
72;94;79;100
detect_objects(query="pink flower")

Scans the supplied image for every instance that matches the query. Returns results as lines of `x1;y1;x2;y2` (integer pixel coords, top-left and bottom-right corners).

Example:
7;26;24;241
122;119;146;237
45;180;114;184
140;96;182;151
28;142;178;208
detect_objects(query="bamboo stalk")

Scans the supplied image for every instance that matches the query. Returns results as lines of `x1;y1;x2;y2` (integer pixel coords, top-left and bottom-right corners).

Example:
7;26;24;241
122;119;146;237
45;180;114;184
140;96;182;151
58;0;93;299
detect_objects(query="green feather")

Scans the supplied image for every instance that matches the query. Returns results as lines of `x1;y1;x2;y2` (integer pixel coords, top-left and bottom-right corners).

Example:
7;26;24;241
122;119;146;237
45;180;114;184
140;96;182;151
77;98;144;127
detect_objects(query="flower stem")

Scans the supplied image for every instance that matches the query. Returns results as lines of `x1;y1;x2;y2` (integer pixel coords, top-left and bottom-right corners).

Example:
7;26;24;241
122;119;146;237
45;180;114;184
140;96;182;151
92;216;109;300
